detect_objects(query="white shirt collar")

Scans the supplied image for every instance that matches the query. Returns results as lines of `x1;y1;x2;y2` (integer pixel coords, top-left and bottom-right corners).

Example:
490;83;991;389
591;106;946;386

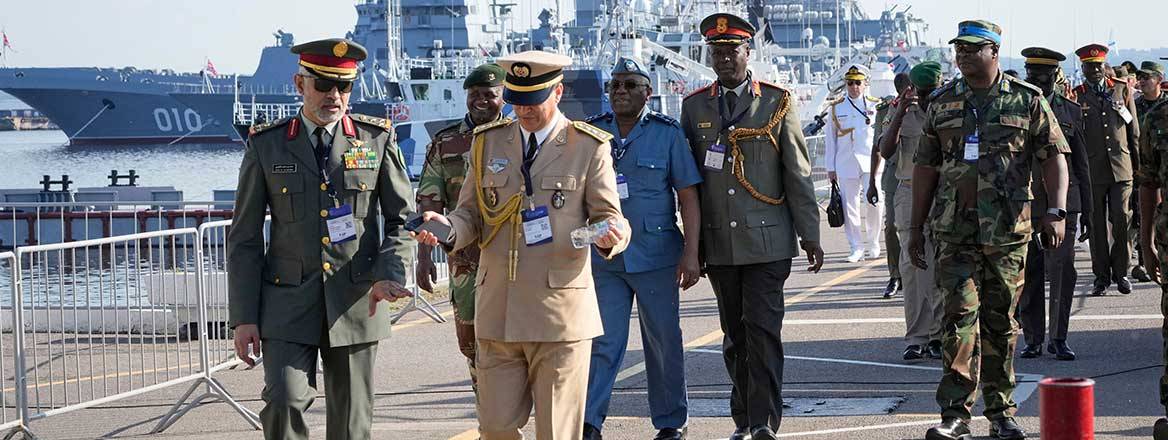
519;111;563;147
720;78;750;97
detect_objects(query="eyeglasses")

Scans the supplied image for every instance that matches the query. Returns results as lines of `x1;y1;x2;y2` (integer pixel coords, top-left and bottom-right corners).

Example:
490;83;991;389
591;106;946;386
606;80;649;91
953;43;991;55
846;80;864;86
307;76;354;93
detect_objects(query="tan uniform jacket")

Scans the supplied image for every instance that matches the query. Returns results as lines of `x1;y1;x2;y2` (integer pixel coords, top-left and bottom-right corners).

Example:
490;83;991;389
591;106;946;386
446;117;629;342
228;114;415;347
1074;80;1139;184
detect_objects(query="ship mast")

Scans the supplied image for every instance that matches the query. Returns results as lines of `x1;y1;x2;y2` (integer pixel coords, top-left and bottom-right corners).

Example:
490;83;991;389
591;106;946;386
385;0;403;82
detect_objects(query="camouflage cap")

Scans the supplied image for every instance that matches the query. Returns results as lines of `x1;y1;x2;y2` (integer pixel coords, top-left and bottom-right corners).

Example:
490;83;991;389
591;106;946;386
1139;61;1165;78
909;62;943;88
949;20;1002;45
463;63;504;89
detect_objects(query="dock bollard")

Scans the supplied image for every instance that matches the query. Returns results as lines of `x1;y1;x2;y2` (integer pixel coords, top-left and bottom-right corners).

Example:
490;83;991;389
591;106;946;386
1039;377;1095;439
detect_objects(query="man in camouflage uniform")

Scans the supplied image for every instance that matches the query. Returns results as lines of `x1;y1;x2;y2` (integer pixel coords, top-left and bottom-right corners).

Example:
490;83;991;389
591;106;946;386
415;63;505;391
909;21;1070;440
1137;62;1168;440
1133;61;1168;284
867;73;911;299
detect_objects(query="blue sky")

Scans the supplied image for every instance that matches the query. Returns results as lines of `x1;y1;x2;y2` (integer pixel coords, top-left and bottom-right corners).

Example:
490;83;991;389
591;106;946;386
0;0;1160;74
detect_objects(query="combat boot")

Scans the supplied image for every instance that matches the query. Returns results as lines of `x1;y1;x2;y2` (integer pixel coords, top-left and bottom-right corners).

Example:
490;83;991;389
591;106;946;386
989;417;1026;439
926;417;972;440
1155;418;1168;440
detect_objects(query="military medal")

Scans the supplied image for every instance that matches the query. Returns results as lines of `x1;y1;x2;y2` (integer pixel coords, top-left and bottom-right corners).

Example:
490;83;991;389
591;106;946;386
551;190;565;209
485;187;498;207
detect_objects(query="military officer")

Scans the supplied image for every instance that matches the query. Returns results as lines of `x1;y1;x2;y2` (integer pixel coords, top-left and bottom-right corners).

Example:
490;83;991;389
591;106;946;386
826;64;885;263
1073;43;1141;296
1132;61;1168;283
227;38;415;440
1017;47;1093;361
413;50;631;440
909;21;1070;440
1136;57;1168;440
880;62;945;362
681;13;824;440
415;63;506;392
581;57;702;440
867;73;911;299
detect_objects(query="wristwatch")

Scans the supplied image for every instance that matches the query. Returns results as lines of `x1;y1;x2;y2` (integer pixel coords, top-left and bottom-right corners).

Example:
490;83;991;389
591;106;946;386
1046;208;1067;220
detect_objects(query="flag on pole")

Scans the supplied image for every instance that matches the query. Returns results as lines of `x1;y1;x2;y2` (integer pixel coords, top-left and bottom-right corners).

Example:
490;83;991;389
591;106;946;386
2;32;10;50
205;58;219;76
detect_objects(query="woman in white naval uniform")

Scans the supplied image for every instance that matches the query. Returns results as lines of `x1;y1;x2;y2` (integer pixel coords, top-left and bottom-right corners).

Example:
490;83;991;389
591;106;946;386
825;65;883;263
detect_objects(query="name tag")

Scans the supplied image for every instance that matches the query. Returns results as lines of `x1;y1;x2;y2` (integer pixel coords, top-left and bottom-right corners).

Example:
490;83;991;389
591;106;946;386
705;144;726;170
273;164;297;174
326;204;358;243
616;174;629;200
963;134;980;163
522;206;553;246
1117;105;1133;124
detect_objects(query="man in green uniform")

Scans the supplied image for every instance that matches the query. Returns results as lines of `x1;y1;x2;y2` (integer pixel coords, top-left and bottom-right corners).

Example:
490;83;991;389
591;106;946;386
1133;61;1167;283
908;21;1070;440
228;38;416;440
868;73;911;299
681;13;824;440
1136;61;1168;440
415;63;505;391
1073;43;1141;296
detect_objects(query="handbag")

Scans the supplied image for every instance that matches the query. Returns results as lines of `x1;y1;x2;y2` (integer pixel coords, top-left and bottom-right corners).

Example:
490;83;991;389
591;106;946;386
827;181;845;228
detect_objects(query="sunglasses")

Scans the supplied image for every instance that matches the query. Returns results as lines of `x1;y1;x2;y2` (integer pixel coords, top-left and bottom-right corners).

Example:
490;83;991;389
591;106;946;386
606;80;648;91
954;43;991;55
846;80;864;86
308;76;354;93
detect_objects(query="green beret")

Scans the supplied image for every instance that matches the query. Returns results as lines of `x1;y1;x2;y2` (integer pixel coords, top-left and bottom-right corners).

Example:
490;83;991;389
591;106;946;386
909;62;943;88
464;63;505;89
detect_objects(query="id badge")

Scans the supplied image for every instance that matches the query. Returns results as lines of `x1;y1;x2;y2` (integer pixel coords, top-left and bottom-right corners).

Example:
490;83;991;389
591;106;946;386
963;134;980;163
1117;105;1133;124
326;204;358;243
705;144;726;170
522;206;553;246
616;174;629;200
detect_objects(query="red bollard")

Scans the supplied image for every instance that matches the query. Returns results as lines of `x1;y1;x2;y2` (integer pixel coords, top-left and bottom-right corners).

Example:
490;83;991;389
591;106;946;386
1039;377;1095;439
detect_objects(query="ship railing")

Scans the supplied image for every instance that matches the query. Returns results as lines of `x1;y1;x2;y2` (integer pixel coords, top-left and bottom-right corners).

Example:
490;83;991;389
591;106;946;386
1;201;235;251
0;214;450;437
233;101;302;127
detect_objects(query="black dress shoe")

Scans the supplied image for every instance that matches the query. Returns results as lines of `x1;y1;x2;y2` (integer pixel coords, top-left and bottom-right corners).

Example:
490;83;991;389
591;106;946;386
1091;279;1108;296
926;340;943;359
654;426;686;440
1154;417;1168;440
989;417;1027;439
1115;276;1132;294
1134;265;1152;282
583;423;602;440
749;425;777;440
925;417;971;440
883;278;902;298
1047;340;1076;361
728;426;751;440
904;344;924;360
1019;343;1043;358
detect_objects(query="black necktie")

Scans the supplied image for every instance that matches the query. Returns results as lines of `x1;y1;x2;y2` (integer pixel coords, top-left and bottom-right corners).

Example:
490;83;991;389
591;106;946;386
725;91;738;114
524;133;539;164
313;127;328;167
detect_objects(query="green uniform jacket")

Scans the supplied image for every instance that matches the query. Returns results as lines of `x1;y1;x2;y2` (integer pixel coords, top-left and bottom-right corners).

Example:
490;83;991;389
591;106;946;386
681;78;820;266
915;73;1070;246
1031;93;1091;216
228;113;415;347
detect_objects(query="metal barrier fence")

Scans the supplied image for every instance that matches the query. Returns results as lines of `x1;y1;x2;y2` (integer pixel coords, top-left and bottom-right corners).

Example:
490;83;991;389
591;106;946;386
1;201;233;250
0;215;453;437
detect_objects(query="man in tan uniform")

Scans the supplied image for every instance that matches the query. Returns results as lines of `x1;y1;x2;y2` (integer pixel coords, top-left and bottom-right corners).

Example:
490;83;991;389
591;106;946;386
414;51;631;440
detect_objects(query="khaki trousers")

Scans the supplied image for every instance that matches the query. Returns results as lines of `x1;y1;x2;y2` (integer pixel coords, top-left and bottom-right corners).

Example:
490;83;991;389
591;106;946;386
476;338;592;440
895;183;942;345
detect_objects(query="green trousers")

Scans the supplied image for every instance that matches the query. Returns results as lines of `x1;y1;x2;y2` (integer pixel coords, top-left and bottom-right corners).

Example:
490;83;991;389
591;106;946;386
260;339;379;440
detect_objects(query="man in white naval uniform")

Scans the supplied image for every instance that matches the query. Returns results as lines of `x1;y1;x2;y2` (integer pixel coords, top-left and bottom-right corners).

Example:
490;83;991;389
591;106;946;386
826;65;883;263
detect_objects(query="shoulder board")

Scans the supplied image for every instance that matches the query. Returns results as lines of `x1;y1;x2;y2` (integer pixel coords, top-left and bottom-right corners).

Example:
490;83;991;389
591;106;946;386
929;80;957;100
647;111;680;127
685;84;713;99
864;95;881;103
349;113;392;131
758;80;788;91
1054;94;1080;108
875;96;894;111
828;97;845;105
572;120;614;143
584;112;614;124
1007;76;1043;95
472;117;514;135
249;117;292;136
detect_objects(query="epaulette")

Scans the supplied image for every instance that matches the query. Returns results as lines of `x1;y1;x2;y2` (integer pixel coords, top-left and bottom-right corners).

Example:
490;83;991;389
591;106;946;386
248;117;292;136
349;113;392;131
1054;94;1081;108
864;95;881;103
875;96;893;111
685;84;713;99
572;120;614;143
472;117;513;135
929;79;957;100
758;80;788;92
584;112;614;124
828;97;845;105
1005;75;1043;96
647;111;680;127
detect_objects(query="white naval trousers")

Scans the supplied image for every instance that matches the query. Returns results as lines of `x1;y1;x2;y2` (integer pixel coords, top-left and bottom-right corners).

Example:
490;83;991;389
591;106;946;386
839;174;883;254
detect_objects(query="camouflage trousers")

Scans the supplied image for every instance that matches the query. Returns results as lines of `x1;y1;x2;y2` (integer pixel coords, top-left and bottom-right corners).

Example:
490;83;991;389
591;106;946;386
935;241;1027;421
450;271;478;394
1156;204;1168;413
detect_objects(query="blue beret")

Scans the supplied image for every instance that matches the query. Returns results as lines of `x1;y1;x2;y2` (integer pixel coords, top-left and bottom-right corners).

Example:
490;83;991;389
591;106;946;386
611;57;650;81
